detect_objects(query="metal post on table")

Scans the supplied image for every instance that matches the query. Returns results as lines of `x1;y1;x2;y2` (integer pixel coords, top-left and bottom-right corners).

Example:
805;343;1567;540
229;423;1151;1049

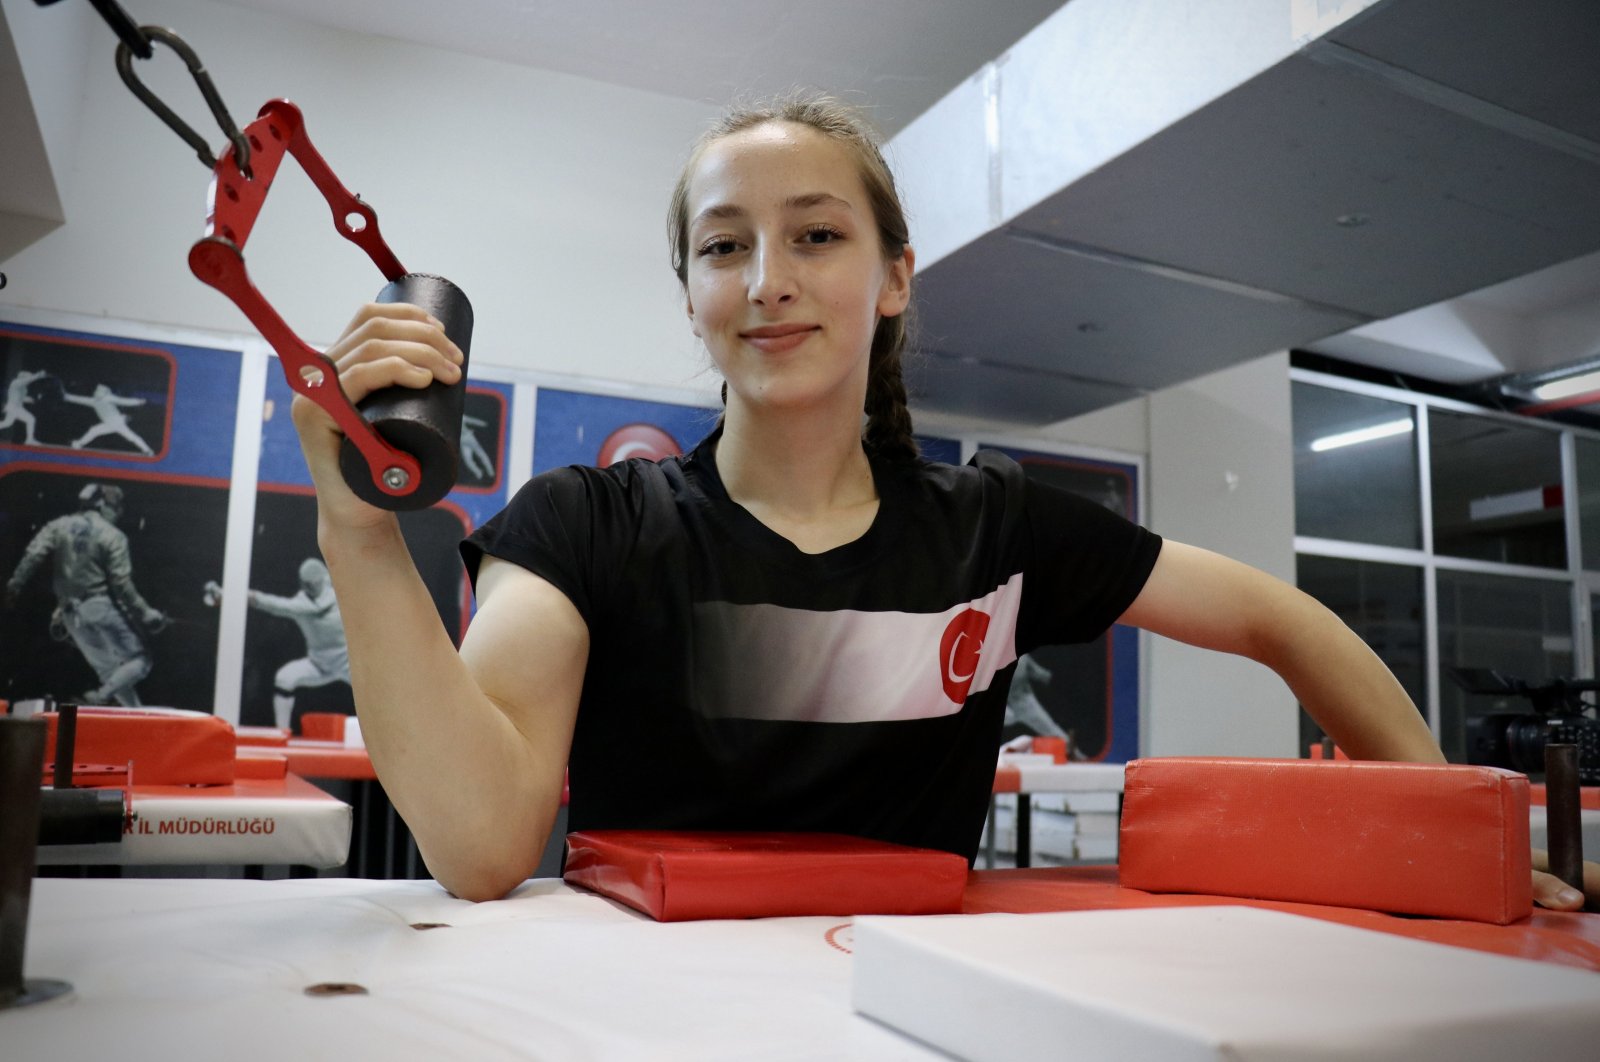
1016;793;1032;870
1545;743;1585;897
52;703;77;790
0;717;72;1010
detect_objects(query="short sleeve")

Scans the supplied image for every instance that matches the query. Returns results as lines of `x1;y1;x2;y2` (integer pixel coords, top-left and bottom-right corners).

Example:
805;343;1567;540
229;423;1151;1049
1016;475;1163;651
460;466;612;627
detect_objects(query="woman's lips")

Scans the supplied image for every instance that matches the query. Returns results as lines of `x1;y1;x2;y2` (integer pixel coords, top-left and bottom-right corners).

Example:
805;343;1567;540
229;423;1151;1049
741;325;819;354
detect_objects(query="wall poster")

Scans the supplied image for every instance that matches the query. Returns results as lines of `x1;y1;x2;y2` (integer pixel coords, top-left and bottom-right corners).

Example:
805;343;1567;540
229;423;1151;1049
1;323;238;712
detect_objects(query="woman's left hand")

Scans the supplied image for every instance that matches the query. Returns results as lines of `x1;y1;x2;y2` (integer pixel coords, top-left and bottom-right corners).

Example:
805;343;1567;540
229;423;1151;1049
1532;849;1600;911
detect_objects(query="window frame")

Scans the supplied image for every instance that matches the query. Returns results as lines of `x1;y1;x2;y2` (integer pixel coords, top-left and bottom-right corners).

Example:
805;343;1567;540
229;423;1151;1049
1291;367;1600;745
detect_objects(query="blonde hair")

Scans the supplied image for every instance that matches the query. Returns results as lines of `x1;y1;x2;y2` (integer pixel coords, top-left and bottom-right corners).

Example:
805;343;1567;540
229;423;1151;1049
668;92;917;462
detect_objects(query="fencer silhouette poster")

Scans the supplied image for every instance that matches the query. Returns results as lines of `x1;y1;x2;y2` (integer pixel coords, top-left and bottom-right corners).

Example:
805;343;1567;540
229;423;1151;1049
1;324;238;711
243;366;514;729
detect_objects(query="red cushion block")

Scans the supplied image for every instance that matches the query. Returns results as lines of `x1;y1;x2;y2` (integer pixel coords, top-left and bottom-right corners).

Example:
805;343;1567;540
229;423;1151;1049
1120;757;1532;925
299;712;346;741
564;830;969;922
42;707;236;786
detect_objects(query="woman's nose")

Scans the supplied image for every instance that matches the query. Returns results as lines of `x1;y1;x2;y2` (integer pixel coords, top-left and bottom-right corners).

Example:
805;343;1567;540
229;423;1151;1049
747;245;797;306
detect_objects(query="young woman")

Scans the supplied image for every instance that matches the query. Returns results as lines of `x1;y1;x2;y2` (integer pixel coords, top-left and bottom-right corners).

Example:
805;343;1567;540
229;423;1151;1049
293;94;1596;910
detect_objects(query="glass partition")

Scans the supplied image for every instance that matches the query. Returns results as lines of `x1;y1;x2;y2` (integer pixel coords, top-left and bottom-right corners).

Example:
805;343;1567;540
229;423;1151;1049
1575;435;1600;571
1435;570;1573;762
1292;383;1420;548
1429;409;1565;568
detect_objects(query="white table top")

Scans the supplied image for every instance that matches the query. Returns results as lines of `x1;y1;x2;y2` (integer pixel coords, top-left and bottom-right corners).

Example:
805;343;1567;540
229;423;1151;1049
9;877;936;1061
10;875;1598;1061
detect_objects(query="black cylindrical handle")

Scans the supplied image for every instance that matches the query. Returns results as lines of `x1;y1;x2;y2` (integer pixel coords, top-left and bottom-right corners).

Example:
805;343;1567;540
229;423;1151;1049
1545;742;1584;894
0;718;47;1003
338;273;473;511
38;788;126;847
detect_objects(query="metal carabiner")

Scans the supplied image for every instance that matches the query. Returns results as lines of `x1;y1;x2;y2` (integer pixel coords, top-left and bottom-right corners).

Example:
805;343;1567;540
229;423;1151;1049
114;26;251;175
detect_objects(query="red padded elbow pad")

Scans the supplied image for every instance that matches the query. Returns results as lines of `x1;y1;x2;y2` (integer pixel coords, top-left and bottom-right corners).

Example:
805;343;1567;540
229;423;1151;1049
1119;758;1533;924
43;707;236;786
564;831;969;921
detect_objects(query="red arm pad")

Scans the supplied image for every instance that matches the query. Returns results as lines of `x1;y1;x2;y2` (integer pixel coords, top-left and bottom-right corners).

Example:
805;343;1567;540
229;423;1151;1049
43;707;236;786
1119;757;1532;924
564;830;969;922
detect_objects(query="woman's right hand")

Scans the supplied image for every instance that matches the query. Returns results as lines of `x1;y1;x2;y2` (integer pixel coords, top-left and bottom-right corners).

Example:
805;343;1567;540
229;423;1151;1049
290;301;466;533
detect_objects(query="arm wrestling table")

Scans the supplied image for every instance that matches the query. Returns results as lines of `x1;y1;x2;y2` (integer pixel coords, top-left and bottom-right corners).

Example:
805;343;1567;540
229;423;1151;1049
22;708;354;871
6;870;1598;1062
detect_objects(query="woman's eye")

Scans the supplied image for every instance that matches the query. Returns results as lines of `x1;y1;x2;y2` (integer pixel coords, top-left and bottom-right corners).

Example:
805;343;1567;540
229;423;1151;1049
802;226;843;245
697;238;739;257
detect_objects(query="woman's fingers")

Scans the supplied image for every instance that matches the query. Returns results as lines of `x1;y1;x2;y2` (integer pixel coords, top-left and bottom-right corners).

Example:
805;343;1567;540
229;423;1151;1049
1530;849;1600;910
287;301;466;527
294;305;464;430
330;310;464;374
1533;869;1586;910
336;354;457;405
335;300;446;349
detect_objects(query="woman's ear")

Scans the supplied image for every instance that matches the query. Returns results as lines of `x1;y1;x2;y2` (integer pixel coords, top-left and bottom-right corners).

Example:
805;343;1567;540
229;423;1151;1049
877;246;915;318
686;294;700;337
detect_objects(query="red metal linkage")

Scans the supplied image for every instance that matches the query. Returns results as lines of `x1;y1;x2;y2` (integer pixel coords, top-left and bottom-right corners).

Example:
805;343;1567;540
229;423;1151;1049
188;99;419;499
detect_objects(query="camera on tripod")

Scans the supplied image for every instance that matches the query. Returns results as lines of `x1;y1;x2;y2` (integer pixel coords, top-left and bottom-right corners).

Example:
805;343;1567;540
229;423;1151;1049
1449;668;1600;785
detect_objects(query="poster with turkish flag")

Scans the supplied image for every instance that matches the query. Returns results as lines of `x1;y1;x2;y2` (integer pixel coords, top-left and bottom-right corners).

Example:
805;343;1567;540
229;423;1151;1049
531;387;962;473
531;388;717;473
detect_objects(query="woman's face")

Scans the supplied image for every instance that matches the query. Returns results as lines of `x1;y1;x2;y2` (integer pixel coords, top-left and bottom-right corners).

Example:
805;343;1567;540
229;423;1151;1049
683;122;911;418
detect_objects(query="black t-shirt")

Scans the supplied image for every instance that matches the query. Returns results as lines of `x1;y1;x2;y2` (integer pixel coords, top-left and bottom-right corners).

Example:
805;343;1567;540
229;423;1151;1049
461;432;1162;861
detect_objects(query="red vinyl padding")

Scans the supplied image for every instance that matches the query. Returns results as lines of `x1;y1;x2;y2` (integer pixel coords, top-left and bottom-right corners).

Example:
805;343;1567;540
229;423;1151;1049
42;708;236;786
564;830;969;922
298;712;346;741
1119;757;1532;925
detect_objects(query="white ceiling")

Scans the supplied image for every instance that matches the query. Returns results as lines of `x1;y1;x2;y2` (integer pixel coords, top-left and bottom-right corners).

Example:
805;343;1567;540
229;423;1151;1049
215;0;1065;136
11;0;1599;421
211;0;1600;421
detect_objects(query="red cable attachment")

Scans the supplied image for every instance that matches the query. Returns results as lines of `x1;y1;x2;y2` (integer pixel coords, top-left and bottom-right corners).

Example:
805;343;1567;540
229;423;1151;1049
188;99;421;499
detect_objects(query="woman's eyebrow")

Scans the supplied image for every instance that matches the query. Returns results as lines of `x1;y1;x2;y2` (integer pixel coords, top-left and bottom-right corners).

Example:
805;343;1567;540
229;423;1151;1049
784;192;854;212
692;193;855;227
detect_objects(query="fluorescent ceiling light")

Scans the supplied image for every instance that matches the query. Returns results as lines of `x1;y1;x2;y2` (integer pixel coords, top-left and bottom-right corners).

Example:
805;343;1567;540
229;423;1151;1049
1309;418;1413;453
1532;371;1600;401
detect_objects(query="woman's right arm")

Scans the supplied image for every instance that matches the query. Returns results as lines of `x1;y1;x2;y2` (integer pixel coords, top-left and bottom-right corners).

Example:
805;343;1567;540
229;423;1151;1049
293;303;585;901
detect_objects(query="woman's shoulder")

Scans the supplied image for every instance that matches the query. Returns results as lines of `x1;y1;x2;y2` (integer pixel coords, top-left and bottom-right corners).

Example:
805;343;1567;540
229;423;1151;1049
512;454;691;511
894;448;1027;496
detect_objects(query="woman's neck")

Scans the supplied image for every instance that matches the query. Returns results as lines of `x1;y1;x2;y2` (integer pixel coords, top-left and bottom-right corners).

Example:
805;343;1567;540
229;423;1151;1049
715;400;879;553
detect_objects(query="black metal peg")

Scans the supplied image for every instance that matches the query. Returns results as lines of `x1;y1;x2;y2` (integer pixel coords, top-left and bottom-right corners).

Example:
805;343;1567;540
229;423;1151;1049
1544;742;1585;897
0;717;72;1010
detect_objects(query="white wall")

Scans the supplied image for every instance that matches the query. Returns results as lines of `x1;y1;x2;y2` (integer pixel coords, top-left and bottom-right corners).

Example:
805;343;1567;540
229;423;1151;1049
0;0;92;252
0;0;716;394
1037;353;1301;758
1144;351;1300;756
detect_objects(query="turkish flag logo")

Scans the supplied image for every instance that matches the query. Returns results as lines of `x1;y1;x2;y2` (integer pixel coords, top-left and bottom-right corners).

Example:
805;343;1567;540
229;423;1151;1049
939;608;991;703
597;423;681;466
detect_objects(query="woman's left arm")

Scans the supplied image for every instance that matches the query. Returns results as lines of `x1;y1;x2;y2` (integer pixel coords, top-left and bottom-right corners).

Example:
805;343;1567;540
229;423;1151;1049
1118;539;1597;910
